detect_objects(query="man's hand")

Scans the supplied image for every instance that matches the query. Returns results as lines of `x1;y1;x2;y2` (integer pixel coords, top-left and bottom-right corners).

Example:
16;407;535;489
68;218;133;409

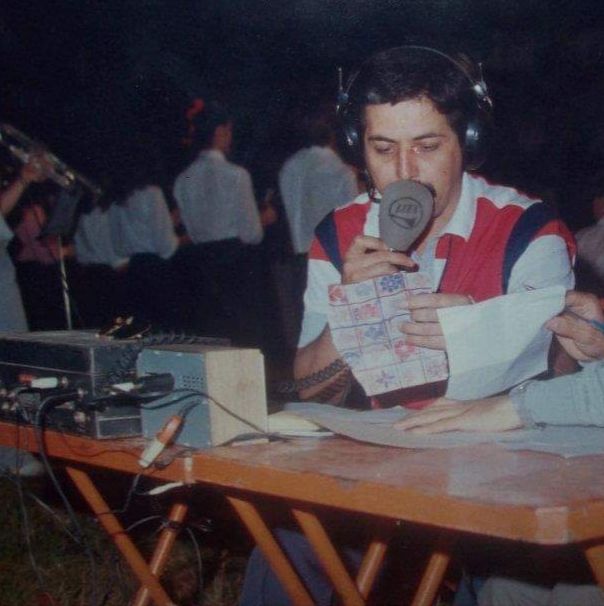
546;291;604;362
341;235;415;284
399;293;473;350
20;153;52;185
394;395;522;434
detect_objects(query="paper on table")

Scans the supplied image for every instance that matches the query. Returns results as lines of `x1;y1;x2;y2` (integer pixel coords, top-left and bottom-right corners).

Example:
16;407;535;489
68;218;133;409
438;286;566;400
284;402;604;458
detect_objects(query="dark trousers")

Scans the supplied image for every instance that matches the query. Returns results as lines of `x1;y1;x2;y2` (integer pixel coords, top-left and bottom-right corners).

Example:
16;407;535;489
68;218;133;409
172;240;265;345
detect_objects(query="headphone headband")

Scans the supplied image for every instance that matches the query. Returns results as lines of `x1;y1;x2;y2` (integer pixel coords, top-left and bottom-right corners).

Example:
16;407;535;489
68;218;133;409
337;45;493;170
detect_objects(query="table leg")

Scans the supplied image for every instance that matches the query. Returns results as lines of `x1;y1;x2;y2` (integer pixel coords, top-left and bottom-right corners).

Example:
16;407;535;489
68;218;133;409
585;543;604;587
292;507;366;606
227;495;315;606
132;502;189;606
356;537;389;599
410;538;452;606
64;466;176;606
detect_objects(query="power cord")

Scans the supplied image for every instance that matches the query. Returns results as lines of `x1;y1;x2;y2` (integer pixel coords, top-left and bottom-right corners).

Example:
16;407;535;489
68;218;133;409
32;389;102;606
137;388;272;469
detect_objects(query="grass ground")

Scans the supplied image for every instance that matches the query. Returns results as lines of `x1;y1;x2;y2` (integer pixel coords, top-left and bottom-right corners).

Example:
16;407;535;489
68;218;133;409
0;471;250;605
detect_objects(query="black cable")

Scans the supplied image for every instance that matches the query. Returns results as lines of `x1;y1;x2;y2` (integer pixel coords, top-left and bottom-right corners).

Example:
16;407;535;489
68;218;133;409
6;403;49;593
140;389;269;435
33;390;101;606
13;456;46;592
103;332;228;387
185;525;204;605
108;472;143;515
1;470;81;543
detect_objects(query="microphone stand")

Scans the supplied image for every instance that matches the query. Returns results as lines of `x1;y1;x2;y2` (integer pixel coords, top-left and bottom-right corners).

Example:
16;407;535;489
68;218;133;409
57;235;72;330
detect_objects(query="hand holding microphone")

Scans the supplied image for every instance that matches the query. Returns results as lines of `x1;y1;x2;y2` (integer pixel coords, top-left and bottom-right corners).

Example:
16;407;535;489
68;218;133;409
342;179;434;284
378;179;434;252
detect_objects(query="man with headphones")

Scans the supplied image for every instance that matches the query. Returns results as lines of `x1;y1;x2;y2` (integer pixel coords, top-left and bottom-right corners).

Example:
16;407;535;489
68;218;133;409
293;45;575;408
239;46;576;606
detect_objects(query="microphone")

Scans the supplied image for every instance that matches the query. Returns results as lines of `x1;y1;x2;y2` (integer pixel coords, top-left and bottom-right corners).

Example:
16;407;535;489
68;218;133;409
379;180;434;251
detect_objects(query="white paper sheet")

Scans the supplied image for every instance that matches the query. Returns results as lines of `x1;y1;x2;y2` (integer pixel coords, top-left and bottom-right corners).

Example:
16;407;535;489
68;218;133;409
284;402;604;458
438;286;566;400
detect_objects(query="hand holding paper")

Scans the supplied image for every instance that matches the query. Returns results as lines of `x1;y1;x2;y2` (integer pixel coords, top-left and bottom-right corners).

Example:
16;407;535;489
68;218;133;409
439;285;566;400
400;292;474;350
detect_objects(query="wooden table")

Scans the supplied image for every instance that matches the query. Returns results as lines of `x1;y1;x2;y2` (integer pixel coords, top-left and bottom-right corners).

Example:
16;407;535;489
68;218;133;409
3;420;604;606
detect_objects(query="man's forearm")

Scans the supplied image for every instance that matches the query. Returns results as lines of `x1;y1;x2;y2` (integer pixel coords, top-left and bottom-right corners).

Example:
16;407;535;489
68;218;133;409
293;327;351;404
512;362;604;427
0;177;27;217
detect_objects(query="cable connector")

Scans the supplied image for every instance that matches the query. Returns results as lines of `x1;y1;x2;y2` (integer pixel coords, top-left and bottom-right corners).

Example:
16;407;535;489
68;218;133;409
135;373;175;394
138;415;183;468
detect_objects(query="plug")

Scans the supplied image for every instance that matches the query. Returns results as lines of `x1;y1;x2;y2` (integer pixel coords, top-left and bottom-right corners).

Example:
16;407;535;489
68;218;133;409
138;415;183;468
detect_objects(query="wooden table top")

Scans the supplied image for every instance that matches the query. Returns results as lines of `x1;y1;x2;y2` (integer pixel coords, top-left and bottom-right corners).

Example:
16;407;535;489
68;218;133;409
3;421;604;546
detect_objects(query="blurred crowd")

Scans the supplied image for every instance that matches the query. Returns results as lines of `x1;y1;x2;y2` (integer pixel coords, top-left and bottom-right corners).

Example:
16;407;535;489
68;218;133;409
2;92;604;375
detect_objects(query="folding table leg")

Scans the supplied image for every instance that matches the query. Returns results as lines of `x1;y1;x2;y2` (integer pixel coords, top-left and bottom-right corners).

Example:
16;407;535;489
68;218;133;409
585;543;604;587
64;466;176;606
132;502;189;606
411;538;452;606
356;537;389;599
292;507;366;606
227;495;315;606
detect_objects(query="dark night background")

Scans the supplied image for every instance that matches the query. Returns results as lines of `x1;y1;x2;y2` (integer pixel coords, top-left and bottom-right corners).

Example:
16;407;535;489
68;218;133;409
3;0;604;228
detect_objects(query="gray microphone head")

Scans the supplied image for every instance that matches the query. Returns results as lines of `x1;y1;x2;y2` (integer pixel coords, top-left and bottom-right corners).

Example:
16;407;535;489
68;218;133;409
379;180;434;251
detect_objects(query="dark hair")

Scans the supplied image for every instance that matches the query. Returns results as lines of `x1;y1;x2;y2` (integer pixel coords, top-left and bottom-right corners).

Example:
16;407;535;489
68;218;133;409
190;102;231;149
347;47;478;145
305;119;333;147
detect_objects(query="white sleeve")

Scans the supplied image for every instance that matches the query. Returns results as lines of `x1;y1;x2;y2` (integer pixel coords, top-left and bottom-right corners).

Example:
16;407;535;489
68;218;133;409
236;170;263;245
507;234;574;293
298;257;341;347
441;233;574;398
151;188;178;259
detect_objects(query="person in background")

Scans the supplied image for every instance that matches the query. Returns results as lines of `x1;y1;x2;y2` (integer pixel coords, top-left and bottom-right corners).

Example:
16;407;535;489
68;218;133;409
396;290;604;606
0;154;50;476
0;155;50;330
172;100;264;343
575;193;604;296
12;187;68;330
73;189;129;328
276;114;358;350
109;161;179;327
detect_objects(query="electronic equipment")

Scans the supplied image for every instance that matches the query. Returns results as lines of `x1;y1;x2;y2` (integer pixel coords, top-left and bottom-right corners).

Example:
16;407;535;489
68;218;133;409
0;331;265;447
137;345;267;449
379;180;434;251
0;331;145;438
336;45;493;170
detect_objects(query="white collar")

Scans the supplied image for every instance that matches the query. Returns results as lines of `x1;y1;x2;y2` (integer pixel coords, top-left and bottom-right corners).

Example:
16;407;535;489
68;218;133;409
437;172;477;242
199;149;225;161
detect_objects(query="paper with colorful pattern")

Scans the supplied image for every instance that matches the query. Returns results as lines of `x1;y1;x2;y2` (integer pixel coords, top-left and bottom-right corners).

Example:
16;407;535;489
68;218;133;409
327;271;448;395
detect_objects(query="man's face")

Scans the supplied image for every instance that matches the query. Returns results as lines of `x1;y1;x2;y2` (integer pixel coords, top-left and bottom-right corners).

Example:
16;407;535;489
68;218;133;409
363;97;464;225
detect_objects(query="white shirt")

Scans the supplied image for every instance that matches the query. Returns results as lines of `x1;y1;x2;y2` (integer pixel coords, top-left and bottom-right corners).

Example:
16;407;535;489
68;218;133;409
279;146;358;254
74;207;128;268
110;185;178;260
576;217;604;281
173;149;263;245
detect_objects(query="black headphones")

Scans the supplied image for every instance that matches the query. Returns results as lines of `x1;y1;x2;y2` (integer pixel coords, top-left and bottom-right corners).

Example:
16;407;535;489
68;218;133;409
336;45;493;171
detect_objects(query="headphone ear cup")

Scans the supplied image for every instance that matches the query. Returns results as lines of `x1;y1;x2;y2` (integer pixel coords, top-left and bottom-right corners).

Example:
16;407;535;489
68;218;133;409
337;108;363;166
463;110;492;171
